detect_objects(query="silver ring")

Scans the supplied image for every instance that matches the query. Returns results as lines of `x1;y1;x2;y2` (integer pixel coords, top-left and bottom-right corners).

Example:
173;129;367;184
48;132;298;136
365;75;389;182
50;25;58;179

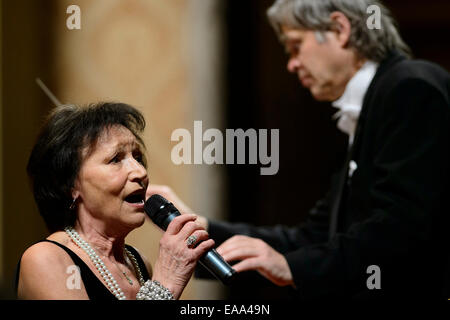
186;235;198;248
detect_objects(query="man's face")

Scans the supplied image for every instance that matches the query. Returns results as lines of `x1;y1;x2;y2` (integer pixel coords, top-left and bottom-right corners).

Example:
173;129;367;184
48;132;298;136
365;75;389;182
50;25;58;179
281;25;355;101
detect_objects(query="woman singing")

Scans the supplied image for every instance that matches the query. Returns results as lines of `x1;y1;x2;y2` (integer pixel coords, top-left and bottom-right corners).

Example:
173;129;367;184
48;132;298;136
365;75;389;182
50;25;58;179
16;102;214;300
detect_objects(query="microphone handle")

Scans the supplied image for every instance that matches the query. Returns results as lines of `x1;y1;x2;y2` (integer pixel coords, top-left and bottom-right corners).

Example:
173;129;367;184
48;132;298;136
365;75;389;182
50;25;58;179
161;212;236;285
199;249;236;285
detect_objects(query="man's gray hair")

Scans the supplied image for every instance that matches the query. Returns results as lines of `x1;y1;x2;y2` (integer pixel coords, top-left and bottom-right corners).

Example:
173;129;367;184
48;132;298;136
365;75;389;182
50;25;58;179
267;0;412;62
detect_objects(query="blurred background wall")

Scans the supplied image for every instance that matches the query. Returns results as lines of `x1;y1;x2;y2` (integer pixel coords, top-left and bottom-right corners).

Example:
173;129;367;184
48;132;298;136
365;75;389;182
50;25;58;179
1;0;450;300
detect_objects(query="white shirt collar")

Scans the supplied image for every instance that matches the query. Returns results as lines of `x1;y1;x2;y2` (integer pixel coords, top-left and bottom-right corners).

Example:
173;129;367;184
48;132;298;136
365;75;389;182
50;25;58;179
332;60;379;144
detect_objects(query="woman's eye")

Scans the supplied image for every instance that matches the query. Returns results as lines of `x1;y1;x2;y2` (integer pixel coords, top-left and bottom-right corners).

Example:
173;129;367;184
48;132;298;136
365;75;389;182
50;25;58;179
109;154;121;164
134;153;144;164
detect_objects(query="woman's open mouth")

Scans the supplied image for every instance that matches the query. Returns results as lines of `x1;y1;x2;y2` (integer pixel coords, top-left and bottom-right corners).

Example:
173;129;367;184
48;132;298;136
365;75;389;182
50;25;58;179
124;190;145;208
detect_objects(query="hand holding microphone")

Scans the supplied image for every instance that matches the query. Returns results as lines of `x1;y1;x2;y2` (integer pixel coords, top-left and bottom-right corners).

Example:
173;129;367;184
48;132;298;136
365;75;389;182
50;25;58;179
149;212;214;299
145;194;236;287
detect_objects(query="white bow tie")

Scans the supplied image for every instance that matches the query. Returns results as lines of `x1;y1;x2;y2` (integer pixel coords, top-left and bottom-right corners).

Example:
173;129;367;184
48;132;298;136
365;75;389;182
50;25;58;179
331;61;379;145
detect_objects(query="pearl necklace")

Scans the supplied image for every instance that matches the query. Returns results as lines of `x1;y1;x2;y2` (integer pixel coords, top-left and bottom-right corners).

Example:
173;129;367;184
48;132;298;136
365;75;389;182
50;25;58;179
65;227;145;300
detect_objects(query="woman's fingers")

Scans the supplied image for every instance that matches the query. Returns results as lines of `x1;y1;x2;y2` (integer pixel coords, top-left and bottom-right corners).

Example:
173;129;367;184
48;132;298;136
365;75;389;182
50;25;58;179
186;229;209;247
193;239;215;257
165;214;197;235
179;220;206;241
166;213;208;244
152;209;214;299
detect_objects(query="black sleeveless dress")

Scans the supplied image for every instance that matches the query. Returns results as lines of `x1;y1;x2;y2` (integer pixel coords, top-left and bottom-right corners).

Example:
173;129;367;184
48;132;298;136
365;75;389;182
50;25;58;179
15;239;151;300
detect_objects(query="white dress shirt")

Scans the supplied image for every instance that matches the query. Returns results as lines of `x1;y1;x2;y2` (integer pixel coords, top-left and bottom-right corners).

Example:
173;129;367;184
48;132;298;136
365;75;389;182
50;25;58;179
332;61;379;145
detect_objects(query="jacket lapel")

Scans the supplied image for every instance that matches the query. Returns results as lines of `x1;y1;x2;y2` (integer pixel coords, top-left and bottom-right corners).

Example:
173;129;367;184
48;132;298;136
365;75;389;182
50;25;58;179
328;51;406;240
351;52;406;160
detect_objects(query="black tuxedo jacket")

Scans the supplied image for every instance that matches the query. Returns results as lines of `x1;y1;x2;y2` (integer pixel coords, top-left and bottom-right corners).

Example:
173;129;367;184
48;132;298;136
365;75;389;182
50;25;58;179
207;52;450;299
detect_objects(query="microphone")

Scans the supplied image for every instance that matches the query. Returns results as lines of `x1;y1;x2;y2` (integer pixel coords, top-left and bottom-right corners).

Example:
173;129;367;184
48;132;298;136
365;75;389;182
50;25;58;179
144;194;236;285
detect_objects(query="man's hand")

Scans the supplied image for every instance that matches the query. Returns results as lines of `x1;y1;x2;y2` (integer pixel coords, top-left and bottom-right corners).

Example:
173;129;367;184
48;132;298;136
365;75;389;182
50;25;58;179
216;235;294;287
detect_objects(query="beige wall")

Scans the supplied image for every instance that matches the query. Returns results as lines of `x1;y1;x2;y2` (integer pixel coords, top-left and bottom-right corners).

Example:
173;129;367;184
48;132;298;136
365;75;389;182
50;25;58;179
53;0;226;299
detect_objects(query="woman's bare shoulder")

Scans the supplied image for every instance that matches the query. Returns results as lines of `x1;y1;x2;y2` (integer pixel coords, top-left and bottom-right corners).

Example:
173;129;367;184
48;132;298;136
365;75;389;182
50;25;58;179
21;237;72;265
21;233;72;266
18;232;89;299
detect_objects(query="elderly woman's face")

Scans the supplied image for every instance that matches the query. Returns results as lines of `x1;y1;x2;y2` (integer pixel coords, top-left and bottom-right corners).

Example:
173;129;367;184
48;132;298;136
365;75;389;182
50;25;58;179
73;125;148;229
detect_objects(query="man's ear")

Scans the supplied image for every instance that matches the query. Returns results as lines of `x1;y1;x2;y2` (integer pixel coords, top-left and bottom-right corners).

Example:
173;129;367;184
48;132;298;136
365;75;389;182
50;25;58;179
329;11;351;47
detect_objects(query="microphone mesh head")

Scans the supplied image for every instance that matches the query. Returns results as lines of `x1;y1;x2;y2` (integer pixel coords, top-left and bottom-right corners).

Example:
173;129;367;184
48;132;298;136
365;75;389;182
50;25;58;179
144;194;169;219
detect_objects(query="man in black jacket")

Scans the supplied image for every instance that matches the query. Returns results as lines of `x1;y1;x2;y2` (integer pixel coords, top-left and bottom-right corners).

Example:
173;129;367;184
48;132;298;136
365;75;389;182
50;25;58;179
149;0;450;299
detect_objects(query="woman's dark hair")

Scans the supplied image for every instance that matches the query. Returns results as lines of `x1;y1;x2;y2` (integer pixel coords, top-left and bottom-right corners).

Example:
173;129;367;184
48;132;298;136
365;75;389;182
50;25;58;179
27;102;146;232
